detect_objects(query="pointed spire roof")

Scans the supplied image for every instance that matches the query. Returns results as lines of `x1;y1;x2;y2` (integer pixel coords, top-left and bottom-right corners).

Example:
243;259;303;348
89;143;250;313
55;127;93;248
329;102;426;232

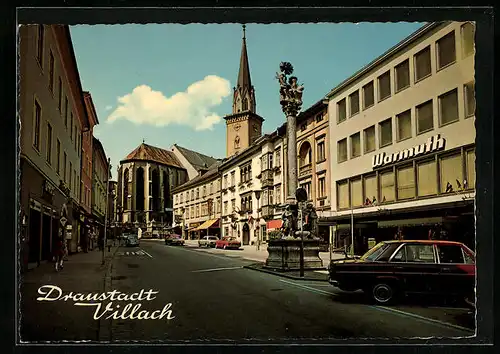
236;24;252;90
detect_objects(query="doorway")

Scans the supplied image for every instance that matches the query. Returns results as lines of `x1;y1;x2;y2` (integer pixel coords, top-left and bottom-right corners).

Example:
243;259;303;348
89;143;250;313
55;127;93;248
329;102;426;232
242;223;250;245
41;213;51;261
28;208;41;263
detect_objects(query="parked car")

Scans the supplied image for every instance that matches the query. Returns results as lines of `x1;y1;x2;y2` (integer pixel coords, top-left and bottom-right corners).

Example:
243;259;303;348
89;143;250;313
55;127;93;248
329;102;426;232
198;236;219;248
215;237;241;249
328;240;475;306
125;233;140;247
165;234;185;246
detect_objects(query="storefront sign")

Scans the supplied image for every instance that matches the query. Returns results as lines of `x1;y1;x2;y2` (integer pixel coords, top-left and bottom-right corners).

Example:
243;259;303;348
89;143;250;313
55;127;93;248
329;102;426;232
372;134;446;169
42;180;55;196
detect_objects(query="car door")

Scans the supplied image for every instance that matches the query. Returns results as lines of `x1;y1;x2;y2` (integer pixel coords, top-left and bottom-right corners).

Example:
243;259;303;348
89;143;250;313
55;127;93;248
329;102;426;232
390;243;441;295
436;244;475;297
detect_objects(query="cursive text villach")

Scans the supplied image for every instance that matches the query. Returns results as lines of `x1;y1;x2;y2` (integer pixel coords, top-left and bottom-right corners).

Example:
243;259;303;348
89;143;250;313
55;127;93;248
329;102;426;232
37;285;175;321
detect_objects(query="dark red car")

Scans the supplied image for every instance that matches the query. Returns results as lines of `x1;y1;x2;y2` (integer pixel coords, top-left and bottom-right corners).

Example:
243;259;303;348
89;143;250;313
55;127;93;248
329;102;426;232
328;240;475;306
215;237;241;250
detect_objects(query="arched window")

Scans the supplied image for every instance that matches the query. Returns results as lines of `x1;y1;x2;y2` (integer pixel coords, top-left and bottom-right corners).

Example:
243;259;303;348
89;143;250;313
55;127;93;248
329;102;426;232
299;142;312;167
242;97;248;111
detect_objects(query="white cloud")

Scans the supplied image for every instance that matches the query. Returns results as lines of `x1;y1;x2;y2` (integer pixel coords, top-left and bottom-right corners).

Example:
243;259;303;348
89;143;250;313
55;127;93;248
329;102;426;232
107;75;231;131
105;105;113;111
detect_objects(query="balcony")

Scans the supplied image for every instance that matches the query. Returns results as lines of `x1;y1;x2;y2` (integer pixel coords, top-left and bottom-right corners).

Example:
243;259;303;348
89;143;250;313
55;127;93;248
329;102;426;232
228;185;236;191
299;163;312;178
273;166;281;174
260;205;274;218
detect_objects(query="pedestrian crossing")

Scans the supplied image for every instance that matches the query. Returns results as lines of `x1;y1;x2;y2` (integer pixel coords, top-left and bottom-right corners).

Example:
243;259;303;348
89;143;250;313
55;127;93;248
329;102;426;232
117;250;146;256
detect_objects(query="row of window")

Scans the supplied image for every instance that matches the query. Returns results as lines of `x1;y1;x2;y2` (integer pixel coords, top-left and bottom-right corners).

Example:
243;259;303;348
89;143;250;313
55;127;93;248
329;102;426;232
298;139;326;167
336;22;475;124
300;111;326;131
336;148;475;209
36;26;82;159
337;83;475;163
184;198;221;220
175;179;221;204
299;174;327;201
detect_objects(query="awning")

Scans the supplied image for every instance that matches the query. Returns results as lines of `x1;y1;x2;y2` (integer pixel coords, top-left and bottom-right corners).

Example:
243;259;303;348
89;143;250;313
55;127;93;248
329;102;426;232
193;219;219;231
377;217;443;229
266;219;283;230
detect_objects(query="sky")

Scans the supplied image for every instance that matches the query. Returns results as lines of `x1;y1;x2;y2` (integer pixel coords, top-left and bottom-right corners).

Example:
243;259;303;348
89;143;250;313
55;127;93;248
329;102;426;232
69;22;426;180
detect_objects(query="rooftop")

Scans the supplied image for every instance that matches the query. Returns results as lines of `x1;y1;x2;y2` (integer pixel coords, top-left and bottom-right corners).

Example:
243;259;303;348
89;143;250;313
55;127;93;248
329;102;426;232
122;143;185;169
173;144;220;172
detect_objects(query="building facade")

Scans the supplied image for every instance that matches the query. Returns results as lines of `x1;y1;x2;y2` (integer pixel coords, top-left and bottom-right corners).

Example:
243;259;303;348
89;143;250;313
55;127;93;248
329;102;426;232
92;137;109;245
116;143;188;231
19;25;89;268
79;91;99;251
172;163;222;239
219;132;285;246
325;21;476;253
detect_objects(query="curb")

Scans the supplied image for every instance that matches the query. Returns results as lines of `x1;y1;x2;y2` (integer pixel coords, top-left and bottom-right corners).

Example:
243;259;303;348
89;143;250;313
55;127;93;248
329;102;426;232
243;264;329;282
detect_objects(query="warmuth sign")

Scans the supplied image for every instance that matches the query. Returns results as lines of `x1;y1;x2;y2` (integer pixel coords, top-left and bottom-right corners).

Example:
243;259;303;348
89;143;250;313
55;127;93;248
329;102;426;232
372;134;446;169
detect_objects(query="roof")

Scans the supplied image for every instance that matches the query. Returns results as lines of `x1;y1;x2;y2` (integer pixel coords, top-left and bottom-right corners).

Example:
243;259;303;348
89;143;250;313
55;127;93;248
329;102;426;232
172;161;221;193
173;144;219;171
383;240;465;246
237;25;252;91
92;137;108;165
83;91;99;126
122;143;185;169
326;22;446;99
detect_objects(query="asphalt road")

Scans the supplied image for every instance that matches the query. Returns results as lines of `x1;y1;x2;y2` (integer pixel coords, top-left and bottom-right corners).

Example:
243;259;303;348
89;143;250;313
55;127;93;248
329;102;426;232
102;240;475;342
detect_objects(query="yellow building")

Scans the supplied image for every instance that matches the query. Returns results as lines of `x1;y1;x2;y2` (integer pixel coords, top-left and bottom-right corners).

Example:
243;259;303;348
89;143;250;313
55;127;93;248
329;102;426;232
324;21;476;254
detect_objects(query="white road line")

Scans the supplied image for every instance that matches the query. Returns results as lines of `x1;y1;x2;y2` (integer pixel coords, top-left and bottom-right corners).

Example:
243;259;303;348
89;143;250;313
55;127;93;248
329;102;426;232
373;306;474;333
279;279;337;297
280;279;473;334
141;249;153;258
191;266;243;273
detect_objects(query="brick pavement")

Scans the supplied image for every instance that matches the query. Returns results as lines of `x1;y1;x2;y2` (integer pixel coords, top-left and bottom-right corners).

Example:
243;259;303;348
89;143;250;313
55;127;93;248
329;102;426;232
19;246;119;342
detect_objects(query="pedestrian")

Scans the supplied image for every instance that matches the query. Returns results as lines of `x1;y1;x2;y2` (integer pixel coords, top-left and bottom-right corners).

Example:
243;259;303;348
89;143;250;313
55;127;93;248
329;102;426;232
53;236;65;271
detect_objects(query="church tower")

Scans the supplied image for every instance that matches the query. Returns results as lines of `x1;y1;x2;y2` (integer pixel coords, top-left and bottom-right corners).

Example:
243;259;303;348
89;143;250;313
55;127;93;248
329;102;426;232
224;25;264;157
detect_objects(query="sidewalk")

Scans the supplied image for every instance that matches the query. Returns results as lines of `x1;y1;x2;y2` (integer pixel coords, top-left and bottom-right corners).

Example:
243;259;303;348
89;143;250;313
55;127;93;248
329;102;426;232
20;246;119;342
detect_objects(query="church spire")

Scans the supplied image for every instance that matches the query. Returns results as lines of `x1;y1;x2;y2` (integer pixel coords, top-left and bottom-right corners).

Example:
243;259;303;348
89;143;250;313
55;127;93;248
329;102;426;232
237;24;252;90
233;24;256;114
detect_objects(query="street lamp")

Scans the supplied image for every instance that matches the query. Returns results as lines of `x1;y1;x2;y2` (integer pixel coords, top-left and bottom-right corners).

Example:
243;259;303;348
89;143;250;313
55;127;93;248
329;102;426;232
255;190;261;250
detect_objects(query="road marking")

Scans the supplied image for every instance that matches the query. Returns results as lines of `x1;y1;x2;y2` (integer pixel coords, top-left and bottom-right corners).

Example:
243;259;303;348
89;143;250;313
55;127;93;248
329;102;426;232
373;306;474;334
191;266;243;273
141;249;153;258
279;279;337;297
280;279;473;334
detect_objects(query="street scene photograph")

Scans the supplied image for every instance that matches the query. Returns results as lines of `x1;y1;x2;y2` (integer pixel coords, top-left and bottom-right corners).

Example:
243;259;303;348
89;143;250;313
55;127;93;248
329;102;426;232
18;20;477;342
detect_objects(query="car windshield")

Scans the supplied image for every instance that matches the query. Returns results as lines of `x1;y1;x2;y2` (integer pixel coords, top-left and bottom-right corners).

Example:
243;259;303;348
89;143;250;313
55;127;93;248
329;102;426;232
360;242;391;261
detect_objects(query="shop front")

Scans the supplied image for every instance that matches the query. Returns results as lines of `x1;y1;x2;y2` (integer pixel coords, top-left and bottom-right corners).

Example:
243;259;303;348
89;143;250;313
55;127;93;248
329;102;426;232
327;200;475;256
20;158;73;270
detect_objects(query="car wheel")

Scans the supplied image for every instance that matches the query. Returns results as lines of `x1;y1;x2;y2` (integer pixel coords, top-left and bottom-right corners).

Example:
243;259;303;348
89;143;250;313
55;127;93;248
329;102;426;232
372;282;396;305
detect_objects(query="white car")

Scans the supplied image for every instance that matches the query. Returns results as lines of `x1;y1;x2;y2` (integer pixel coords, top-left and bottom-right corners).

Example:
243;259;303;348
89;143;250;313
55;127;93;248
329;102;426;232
198;236;219;248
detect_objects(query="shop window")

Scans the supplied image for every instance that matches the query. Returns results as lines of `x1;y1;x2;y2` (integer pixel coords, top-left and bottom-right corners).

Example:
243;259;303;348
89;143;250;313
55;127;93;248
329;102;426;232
397;164;415;200
349;90;360;117
414;46;431;81
350;178;363;207
380;170;395;202
362;81;374;109
337;181;349;209
416;100;434;134
437;31;456;69
395;59;410;92
417;159;438;196
461;22;475;58
363;174;378;205
464;82;475;118
439;88;459;126
379;118;392;147
364;126;376;153
337;138;347;163
337;99;347;123
378;71;391;101
440;153;463;193
350;132;361;159
397;110;412;141
466;149;475;190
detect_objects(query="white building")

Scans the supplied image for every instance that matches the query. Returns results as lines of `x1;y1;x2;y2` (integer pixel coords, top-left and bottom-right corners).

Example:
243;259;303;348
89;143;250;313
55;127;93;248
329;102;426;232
324;21;476;253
